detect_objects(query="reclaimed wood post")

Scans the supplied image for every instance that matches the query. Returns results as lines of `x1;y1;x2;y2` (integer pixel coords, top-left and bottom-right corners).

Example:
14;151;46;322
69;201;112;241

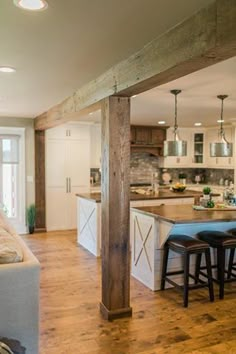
35;130;46;231
100;96;132;320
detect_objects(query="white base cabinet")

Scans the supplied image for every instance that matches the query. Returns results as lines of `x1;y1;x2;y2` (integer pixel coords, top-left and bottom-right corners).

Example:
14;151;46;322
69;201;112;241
77;197;195;257
46;123;90;231
130;209;236;291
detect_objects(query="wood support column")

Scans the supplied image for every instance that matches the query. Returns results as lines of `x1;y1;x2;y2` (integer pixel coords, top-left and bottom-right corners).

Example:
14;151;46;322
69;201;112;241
35;130;46;231
100;96;132;320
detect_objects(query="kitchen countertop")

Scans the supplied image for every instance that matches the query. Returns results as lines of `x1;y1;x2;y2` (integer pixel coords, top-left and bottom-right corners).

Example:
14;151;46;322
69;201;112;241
76;189;219;203
132;204;236;224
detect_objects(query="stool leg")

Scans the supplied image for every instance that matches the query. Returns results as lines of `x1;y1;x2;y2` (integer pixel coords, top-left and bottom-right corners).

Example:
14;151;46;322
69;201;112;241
161;245;169;290
228;248;235;279
183;252;190;308
205;249;214;302
195;253;202;284
217;247;225;299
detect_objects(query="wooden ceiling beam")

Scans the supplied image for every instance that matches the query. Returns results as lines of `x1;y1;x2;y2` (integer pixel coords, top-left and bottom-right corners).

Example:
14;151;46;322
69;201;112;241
35;0;236;131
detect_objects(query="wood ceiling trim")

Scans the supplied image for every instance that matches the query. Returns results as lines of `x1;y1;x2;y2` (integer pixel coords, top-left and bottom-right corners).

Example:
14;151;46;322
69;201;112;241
35;0;236;131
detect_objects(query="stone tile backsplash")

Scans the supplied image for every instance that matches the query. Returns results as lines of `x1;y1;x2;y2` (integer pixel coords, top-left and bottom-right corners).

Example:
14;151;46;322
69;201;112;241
130;152;159;184
130;152;234;185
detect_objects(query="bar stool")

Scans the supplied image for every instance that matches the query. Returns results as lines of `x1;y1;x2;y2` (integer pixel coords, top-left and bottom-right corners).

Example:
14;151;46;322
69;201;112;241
196;231;236;299
161;234;214;307
227;228;236;279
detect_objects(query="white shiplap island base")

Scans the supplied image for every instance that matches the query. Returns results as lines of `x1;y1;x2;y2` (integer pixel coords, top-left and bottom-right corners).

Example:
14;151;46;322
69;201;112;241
77;189;223;257
131;205;236;291
76;191;203;256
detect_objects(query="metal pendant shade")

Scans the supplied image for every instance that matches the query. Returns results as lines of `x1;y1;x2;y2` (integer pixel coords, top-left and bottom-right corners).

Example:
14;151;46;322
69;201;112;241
164;89;187;157
210;95;233;157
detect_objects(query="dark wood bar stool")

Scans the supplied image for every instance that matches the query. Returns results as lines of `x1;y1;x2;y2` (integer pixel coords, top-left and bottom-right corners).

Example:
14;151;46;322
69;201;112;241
196;231;236;299
161;234;214;307
227;228;236;279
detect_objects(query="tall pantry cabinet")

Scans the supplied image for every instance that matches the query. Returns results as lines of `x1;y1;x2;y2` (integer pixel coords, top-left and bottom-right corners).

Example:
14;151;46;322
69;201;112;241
46;123;90;231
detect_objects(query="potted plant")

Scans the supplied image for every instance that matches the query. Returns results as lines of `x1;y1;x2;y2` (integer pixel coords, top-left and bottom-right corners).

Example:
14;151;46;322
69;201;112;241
179;173;187;185
202;186;212;207
203;186;211;196
26;204;36;234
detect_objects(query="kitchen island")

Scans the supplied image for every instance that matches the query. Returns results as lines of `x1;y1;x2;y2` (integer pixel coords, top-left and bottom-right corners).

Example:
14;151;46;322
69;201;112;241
76;189;214;256
131;204;236;291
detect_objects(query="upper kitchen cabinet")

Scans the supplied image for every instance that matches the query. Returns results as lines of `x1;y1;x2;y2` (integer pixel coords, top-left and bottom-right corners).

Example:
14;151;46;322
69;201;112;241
46;123;90;140
131;125;167;156
191;131;207;167
163;128;207;168
205;127;235;168
90;124;101;168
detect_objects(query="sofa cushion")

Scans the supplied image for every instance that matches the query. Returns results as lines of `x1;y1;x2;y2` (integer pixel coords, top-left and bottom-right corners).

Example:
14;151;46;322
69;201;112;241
0;227;23;264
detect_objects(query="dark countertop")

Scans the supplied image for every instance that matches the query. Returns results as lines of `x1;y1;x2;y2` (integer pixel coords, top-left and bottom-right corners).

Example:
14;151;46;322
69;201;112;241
131;204;236;224
76;189;215;203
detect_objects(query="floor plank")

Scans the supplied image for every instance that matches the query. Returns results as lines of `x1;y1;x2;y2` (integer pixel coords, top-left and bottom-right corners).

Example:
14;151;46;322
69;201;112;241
22;231;236;354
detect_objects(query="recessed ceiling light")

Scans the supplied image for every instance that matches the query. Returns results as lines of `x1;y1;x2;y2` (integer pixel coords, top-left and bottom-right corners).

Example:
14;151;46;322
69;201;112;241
132;95;137;98
89;112;93;115
194;122;202;126
0;66;16;73
13;0;48;11
217;119;224;123
158;121;166;125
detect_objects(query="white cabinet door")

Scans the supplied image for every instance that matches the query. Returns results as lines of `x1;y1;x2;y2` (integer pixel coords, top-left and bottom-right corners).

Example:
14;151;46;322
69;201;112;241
46;123;91;231
46;187;68;231
66;138;90;230
46;138;68;230
68;123;91;140
67;139;90;189
46;139;67;187
190;130;206;167
90;125;101;168
46;125;68;140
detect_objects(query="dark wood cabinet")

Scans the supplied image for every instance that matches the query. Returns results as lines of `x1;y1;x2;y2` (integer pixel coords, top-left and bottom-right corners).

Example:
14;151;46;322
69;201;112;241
135;127;151;144
130;126;136;144
130;125;168;156
151;127;166;145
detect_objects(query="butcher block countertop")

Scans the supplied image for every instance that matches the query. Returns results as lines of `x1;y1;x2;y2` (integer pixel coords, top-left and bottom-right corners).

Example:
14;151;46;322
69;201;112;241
76;189;208;203
132;204;236;224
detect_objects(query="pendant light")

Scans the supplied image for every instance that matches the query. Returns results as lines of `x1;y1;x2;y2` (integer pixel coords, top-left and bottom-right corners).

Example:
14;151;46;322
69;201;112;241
164;89;187;157
210;95;233;157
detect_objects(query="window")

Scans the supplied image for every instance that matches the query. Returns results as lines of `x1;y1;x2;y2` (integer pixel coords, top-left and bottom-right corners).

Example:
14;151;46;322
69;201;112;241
0;128;25;233
0;136;19;217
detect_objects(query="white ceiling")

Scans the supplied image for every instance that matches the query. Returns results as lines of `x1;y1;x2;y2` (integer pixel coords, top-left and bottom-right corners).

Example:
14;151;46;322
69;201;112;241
131;56;236;127
0;0;214;118
85;56;236;128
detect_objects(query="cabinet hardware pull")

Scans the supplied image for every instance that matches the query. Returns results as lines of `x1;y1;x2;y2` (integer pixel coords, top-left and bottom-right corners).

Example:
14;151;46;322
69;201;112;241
66;178;68;193
69;178;71;193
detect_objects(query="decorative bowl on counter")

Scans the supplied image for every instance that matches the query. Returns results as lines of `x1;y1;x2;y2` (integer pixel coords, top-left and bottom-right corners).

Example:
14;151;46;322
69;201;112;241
171;183;186;192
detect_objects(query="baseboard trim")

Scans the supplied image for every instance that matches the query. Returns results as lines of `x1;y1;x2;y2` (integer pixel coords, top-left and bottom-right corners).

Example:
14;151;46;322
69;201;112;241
100;302;132;320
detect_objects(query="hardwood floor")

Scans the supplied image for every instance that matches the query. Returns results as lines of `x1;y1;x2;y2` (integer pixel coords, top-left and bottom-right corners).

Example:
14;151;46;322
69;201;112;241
23;231;236;354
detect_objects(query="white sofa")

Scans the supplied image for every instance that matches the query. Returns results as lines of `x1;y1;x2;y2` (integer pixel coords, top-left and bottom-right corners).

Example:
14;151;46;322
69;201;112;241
0;211;40;354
